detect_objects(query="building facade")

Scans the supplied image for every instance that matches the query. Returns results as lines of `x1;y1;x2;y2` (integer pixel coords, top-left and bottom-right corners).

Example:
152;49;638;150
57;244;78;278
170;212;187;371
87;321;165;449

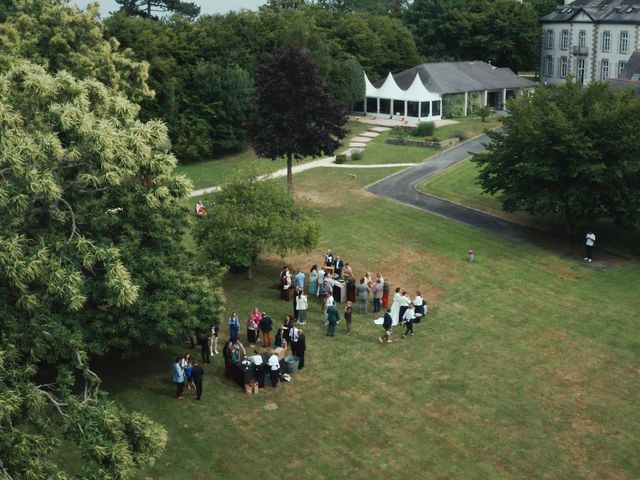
356;61;535;120
541;0;640;85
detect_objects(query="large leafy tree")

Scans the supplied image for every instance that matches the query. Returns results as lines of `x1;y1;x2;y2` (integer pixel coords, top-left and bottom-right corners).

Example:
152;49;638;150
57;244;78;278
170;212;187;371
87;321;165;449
327;57;365;108
403;0;467;59
473;79;640;232
0;0;152;101
194;165;319;279
0;60;176;479
251;46;346;192
115;0;200;19
447;0;540;72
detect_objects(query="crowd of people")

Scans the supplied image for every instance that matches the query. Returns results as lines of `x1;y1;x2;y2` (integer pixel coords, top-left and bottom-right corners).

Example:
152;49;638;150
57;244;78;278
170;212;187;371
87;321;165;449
172;247;429;397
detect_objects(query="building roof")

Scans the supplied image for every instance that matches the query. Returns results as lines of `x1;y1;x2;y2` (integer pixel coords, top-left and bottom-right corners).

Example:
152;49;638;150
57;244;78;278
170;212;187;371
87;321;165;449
542;0;640;24
372;61;535;95
617;50;640;80
607;50;640;96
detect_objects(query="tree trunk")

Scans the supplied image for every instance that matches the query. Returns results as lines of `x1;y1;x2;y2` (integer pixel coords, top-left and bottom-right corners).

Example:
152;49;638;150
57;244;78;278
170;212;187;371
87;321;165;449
146;0;151;17
287;152;293;194
247;264;253;280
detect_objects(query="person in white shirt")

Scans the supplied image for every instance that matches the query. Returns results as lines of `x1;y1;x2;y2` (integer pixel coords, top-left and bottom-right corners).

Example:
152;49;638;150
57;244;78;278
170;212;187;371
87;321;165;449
398;291;411;323
324;294;335;323
402;304;416;338
296;291;308;325
267;354;280;387
584;231;596;262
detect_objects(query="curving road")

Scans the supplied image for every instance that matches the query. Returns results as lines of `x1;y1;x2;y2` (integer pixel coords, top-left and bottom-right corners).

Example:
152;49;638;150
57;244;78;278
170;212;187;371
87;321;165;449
366;134;570;248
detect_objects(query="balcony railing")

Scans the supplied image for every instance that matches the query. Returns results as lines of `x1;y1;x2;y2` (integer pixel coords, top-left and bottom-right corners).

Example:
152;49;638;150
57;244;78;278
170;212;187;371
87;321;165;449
571;46;589;56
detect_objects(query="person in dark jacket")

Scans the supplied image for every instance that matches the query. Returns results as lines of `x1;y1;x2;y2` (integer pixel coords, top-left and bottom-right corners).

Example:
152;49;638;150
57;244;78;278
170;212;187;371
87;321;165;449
260;313;273;347
297;329;306;369
379;308;393;343
191;361;204;400
326;304;339;337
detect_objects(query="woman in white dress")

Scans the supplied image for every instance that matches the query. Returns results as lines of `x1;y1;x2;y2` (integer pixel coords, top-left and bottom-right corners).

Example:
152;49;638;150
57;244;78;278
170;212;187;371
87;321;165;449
389;287;402;326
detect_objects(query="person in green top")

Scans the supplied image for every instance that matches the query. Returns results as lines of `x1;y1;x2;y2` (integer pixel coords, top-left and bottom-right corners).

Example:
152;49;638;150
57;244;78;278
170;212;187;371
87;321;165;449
326;304;340;337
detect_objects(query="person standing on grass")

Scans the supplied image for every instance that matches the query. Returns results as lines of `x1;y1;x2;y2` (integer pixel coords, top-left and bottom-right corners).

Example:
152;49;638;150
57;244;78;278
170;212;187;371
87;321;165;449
382;278;390;309
344;300;353;335
296;290;308;325
294;269;306;290
398;291;411;325
227;312;240;344
292;286;301;320
356;277;369;313
326;303;339;337
402;304;416;339
210;322;220;356
191;361;204;400
196;327;210;364
378;308;393;344
260;313;273;347
585;231;596;262
247;315;258;349
309;265;319;296
172;358;185;399
372;279;383;313
297;329;306;369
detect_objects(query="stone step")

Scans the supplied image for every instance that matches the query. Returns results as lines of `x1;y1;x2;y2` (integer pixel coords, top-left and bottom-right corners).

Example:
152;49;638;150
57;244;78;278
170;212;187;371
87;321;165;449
369;126;392;133
349;142;368;149
360;131;380;138
351;136;373;143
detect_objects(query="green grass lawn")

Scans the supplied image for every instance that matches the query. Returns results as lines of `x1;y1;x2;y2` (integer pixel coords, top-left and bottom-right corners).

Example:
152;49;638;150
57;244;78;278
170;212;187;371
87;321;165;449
98;167;640;480
177;121;371;190
436;115;501;140
350;130;441;165
348;115;500;166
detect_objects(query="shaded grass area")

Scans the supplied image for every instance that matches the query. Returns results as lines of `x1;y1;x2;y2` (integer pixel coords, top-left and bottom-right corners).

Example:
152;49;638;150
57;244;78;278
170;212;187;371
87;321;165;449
176;121;371;189
436;115;501;140
99;167;640;480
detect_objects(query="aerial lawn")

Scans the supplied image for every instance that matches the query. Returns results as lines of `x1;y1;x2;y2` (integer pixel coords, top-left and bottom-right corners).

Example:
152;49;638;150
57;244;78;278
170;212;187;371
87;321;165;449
100;167;640;480
349;115;500;166
176;121;371;189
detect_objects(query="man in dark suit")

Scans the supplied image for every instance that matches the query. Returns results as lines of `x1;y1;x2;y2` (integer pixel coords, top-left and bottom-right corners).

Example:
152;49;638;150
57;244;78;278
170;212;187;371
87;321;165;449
334;255;344;277
379;308;393;343
191;361;205;400
297;329;306;369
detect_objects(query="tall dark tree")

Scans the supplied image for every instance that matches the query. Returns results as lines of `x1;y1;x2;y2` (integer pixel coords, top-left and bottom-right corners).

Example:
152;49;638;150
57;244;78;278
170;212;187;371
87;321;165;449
251;46;347;192
473;79;640;232
115;0;200;19
403;0;467;59
447;0;540;72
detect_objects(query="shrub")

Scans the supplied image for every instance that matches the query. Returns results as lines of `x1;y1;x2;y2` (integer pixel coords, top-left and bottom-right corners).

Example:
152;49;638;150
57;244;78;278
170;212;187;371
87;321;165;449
351;149;363;160
335;153;347;164
477;105;492;122
431;136;440;143
453;130;467;141
414;121;435;137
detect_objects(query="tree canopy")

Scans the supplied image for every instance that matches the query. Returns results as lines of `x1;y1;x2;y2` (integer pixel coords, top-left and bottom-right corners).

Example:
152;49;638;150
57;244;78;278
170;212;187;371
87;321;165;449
115;0;201;19
448;0;540;72
0;59;176;480
194;165;319;278
251;46;347;192
0;0;152;101
473;79;640;232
